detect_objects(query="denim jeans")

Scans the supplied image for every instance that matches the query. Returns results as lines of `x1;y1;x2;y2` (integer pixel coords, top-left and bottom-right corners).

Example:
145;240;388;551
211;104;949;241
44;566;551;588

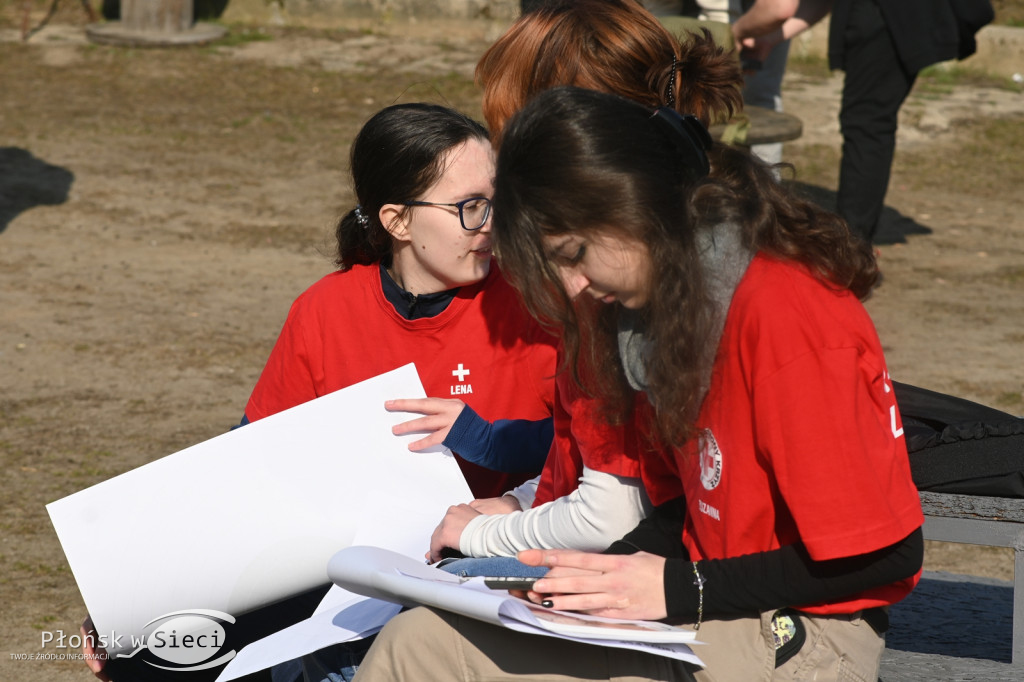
298;634;377;682
435;556;549;579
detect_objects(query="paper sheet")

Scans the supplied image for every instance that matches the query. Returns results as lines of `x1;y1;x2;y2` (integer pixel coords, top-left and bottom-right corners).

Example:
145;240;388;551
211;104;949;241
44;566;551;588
47;364;472;659
326;546;704;665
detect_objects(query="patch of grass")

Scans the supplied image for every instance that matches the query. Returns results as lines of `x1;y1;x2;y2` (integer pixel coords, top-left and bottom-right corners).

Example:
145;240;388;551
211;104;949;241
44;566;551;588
995;391;1024;411
918;64;1023;93
785;143;840;190
211;26;274;49
784;53;832;80
32;614;58;630
992;265;1024;285
993;0;1024;26
895;114;1024;198
13;561;68;578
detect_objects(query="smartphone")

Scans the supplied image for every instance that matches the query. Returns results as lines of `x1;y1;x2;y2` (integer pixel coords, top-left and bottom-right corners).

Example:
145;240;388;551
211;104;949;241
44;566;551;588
483;576;540;591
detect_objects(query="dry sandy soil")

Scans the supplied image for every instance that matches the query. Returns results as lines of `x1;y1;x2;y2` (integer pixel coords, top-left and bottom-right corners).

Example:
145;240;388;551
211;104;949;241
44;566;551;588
1;13;1023;681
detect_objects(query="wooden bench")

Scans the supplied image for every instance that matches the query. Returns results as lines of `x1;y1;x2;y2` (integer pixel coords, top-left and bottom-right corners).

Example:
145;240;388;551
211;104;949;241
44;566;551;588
878;491;1024;680
919;492;1024;662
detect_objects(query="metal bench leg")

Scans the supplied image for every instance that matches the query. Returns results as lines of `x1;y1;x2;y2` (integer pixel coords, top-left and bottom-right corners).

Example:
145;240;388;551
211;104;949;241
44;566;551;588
1014;537;1024;665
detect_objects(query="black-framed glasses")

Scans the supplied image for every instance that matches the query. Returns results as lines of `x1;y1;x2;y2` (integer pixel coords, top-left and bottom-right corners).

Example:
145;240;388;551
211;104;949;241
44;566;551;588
403;196;492;231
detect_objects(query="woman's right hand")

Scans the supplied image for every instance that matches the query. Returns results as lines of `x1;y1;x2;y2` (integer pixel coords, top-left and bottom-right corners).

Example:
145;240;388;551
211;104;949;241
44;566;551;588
516;549;669;621
80;615;111;681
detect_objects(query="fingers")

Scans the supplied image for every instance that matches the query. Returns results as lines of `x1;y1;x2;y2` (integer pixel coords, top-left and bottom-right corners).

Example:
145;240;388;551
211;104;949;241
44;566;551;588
405;433;446;452
385;398;434;413
392;415;450;451
518;549;617;572
80;616;110;679
391;414;448;436
385;398;465;415
525;590;627;615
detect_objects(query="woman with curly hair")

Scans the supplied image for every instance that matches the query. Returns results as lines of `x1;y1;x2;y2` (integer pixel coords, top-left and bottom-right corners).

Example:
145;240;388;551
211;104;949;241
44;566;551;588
353;87;923;682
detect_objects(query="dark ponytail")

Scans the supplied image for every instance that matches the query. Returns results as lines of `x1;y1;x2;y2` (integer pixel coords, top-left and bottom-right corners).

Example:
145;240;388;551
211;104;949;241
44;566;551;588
335;103;489;269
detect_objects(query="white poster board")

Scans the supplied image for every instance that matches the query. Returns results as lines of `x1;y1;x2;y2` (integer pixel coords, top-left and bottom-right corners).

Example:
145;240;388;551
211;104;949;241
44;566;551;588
47;363;472;662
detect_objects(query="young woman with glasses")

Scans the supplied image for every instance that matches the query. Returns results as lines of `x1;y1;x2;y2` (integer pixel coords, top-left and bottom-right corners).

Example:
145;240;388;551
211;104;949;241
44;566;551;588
82;102;559;682
241;103;558;499
350;87;924;682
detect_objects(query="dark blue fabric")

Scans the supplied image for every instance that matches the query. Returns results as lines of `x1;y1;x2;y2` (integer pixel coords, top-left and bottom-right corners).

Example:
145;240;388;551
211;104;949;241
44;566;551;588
378;262;457;320
444;404;553;473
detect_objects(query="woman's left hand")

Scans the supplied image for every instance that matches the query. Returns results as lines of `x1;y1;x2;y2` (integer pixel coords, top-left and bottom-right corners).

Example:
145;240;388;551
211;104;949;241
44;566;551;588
427;503;482;563
515;549;668;621
386;398;466;451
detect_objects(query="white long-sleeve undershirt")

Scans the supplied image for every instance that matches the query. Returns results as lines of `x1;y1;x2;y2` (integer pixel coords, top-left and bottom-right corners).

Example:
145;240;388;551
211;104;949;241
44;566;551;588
458;466;653;557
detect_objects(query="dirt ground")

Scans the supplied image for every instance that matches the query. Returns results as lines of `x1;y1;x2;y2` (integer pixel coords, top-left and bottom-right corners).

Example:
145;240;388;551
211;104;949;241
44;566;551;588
1;12;1023;681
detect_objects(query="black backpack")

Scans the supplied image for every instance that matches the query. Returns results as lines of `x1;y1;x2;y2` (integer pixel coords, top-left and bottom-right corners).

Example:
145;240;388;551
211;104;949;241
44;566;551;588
895;382;1024;497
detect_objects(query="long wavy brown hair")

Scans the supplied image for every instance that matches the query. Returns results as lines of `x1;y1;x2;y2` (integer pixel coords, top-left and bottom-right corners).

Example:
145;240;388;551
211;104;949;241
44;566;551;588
493;88;878;446
476;0;743;143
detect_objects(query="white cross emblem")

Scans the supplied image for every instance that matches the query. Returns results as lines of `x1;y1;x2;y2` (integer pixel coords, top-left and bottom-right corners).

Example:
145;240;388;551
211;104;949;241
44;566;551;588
452;364;470;382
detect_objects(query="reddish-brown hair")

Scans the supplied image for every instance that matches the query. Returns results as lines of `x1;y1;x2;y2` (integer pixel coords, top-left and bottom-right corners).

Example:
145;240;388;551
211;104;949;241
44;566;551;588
476;0;743;142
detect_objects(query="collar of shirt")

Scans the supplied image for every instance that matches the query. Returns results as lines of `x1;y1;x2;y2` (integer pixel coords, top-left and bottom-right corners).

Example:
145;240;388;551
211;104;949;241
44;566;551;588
379;262;459;320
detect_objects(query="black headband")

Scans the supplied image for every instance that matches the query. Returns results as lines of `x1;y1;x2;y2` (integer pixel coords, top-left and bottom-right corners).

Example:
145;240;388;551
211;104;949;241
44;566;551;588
649;107;712;180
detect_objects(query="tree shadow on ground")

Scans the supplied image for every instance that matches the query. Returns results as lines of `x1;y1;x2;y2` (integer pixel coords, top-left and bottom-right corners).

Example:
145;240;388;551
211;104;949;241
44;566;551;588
788;181;934;245
0;147;74;234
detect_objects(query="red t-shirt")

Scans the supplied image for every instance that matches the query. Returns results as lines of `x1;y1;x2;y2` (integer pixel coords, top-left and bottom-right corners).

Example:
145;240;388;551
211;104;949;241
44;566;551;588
245;264;557;498
661;255;923;613
533;371;680;508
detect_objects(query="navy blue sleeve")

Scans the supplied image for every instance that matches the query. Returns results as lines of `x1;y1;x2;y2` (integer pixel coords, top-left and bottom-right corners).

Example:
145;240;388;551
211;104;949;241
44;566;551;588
443;405;553;473
231;414;251;430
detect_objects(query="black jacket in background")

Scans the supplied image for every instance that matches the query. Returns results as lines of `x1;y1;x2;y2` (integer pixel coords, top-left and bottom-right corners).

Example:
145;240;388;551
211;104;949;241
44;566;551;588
828;0;994;73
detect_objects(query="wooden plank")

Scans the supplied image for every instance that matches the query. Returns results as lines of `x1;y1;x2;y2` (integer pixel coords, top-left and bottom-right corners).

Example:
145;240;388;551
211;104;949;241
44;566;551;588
919;491;1024;523
918;491;1024;664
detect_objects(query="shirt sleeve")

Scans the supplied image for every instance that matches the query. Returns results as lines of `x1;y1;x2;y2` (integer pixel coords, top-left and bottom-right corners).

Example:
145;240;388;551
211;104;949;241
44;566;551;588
662;528;923;621
753;347;923;560
443;405;554;473
458;466;653;556
245;297;320;422
506;477;540;510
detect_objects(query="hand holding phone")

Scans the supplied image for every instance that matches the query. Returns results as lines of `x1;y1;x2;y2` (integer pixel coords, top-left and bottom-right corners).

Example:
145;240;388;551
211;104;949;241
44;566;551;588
483;576;540;591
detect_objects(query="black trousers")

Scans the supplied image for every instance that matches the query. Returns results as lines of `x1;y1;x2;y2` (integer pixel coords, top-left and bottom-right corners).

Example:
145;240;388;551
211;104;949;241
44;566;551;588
837;0;918;244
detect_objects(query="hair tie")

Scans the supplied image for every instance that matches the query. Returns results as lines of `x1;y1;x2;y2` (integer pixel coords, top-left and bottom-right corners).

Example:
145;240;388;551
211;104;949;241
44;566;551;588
353;205;370;228
665;54;678;109
649;107;712;180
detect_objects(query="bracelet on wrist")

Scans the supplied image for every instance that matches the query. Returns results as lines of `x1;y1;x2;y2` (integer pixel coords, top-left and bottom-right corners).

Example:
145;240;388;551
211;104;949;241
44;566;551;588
692;560;705;631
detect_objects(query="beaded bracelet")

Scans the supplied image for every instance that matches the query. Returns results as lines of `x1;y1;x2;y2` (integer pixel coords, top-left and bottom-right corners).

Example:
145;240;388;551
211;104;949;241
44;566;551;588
692;561;706;631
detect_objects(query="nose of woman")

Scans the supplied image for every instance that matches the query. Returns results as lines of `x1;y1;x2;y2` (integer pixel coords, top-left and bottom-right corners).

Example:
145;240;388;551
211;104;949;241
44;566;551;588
558;266;590;299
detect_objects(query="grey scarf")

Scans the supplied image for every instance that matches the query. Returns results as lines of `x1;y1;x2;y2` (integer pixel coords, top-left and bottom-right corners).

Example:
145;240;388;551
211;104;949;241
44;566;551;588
618;222;753;399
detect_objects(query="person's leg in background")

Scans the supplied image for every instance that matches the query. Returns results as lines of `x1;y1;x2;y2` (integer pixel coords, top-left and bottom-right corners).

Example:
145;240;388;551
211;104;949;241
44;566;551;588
695;0;790;168
837;0;916;244
742;39;791;167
